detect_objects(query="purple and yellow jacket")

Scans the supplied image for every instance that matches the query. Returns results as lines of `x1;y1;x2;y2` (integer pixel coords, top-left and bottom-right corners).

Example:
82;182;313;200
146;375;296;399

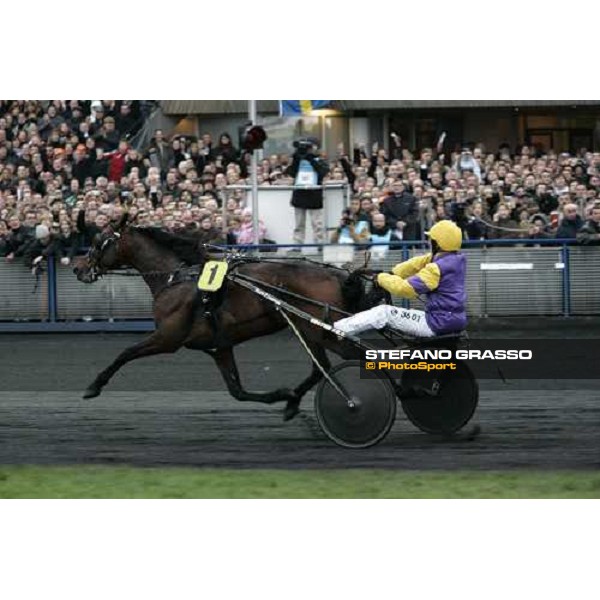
376;252;467;334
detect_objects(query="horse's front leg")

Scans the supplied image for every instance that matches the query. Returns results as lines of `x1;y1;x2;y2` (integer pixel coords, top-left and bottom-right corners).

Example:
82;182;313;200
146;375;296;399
208;347;299;408
83;328;186;399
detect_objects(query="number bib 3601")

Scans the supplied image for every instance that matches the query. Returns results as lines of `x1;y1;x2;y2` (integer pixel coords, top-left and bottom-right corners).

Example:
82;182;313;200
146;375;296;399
197;260;229;292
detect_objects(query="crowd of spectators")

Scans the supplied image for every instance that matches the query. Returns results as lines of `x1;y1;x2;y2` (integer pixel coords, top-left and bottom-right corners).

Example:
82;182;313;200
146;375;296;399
0;100;269;270
328;138;600;252
1;100;600;275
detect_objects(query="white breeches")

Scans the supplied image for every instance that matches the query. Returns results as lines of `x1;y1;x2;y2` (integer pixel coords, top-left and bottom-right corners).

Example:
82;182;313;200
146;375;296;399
335;304;435;337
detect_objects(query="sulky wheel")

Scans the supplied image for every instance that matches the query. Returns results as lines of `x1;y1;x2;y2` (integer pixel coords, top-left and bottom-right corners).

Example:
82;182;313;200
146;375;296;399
314;360;397;449
399;360;479;435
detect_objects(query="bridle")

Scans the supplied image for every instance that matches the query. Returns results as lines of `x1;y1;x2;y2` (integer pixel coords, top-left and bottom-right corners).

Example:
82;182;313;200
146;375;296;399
85;230;121;282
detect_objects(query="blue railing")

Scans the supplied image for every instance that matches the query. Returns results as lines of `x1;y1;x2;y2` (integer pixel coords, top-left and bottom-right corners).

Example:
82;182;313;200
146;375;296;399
0;238;594;332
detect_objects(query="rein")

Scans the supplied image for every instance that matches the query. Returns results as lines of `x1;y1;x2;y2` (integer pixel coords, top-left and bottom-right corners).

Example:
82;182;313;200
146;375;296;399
95;253;366;281
96;267;192;278
229;272;353;319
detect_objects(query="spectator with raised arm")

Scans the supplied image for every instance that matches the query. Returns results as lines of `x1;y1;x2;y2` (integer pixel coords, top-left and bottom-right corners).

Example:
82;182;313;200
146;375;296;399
115;103;137;135
144;129;172;179
57;221;78;265
76;199;109;246
94;116;120;152
488;203;520;240
455;146;482;182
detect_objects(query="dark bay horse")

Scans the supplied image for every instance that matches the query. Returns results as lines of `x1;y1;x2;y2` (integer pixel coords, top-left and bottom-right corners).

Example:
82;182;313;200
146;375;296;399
73;222;371;420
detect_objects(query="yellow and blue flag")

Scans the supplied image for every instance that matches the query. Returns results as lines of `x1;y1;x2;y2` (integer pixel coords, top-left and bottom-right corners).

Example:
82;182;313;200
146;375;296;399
279;100;332;116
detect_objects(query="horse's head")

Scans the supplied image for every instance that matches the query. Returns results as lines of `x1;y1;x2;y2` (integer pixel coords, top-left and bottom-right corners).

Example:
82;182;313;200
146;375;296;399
73;214;129;283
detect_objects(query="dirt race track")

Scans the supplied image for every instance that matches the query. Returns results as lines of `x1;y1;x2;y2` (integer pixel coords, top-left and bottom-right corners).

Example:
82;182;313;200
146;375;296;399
1;321;599;469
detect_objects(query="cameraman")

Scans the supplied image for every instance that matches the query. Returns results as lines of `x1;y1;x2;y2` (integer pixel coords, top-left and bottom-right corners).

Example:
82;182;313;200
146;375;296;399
330;208;369;245
285;138;330;246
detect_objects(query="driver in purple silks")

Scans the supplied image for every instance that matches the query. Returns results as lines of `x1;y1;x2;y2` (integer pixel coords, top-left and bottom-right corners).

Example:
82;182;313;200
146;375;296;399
334;220;467;338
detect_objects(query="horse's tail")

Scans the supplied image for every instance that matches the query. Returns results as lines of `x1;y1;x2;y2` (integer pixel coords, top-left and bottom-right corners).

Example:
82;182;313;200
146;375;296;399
341;271;365;314
341;270;391;314
342;270;383;313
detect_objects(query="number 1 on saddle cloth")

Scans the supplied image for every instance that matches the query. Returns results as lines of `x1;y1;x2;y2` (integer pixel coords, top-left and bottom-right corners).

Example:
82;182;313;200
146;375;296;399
197;260;229;292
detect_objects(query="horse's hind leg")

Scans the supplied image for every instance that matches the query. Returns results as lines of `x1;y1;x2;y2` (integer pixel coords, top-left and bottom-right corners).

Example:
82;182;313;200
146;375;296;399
209;347;299;407
209;345;330;422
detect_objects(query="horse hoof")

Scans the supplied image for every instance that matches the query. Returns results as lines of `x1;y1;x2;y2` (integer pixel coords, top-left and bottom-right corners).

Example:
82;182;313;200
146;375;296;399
283;403;300;422
83;386;101;399
464;424;481;441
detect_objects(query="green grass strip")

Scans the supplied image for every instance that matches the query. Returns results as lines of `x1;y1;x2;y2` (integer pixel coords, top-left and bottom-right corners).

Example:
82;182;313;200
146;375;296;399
1;467;600;498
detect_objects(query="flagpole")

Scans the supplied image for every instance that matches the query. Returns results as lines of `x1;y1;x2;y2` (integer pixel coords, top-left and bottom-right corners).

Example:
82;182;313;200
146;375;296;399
248;100;260;250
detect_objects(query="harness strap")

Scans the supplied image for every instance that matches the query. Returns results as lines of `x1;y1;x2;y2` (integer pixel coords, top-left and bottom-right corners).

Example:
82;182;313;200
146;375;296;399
197;276;230;348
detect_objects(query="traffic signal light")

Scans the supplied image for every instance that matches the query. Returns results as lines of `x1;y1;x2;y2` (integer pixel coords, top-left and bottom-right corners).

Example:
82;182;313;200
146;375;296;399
239;124;267;152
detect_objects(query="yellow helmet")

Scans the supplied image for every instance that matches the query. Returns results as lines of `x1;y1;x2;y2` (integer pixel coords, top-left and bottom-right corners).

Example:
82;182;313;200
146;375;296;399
425;220;462;251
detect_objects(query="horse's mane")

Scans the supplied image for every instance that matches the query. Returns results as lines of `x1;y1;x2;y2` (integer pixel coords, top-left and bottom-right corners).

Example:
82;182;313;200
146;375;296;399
131;227;205;266
128;226;372;312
